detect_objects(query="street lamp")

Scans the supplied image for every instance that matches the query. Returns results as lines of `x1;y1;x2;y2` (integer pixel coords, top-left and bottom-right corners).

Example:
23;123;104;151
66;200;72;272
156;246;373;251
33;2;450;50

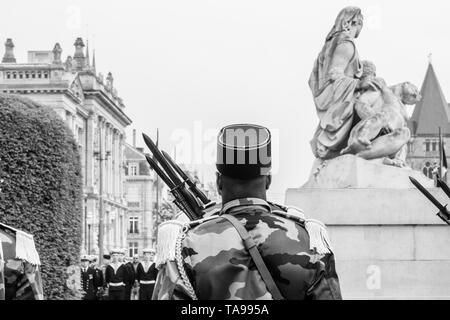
94;149;111;265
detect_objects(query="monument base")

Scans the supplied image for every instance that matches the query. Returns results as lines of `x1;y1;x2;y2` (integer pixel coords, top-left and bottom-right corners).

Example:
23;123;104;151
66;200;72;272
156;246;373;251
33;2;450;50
303;154;434;189
285;155;450;299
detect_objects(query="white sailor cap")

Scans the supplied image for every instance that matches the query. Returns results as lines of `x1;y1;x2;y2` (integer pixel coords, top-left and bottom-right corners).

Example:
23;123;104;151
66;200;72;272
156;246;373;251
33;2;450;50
110;248;122;255
80;254;90;261
143;247;156;254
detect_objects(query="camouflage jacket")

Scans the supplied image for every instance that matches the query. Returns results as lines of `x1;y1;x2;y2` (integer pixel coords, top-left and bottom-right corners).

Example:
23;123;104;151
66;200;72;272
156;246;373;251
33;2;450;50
152;198;342;300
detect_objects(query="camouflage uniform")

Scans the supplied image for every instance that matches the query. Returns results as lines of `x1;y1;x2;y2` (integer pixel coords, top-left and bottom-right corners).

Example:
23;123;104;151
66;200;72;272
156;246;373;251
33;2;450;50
152;197;341;300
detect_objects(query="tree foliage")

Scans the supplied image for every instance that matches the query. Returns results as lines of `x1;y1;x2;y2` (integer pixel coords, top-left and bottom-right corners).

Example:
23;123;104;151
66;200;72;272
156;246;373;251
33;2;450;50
0;94;83;299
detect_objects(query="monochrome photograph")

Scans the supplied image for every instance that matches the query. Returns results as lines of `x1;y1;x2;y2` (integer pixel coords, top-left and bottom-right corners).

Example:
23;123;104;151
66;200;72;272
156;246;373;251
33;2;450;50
0;0;449;310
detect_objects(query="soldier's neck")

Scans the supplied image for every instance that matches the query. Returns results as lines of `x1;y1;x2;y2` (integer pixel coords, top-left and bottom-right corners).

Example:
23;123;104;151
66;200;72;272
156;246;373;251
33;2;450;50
221;192;267;205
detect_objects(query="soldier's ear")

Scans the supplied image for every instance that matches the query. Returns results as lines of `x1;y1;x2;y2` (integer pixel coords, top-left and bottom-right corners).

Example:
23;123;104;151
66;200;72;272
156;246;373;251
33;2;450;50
265;174;272;190
216;172;223;196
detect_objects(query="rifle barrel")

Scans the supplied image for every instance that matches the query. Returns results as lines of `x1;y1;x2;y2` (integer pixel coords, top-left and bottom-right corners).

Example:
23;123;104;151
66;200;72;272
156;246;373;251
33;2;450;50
143;134;184;187
410;176;450;224
437;178;450;199
143;133;203;220
161;150;211;205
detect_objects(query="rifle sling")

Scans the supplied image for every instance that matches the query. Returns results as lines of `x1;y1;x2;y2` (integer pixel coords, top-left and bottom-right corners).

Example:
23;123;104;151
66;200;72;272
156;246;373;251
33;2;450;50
221;214;284;300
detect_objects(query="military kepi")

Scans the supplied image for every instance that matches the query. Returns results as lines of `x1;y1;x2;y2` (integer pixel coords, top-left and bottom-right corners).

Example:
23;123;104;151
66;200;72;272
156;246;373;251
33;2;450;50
216;124;271;180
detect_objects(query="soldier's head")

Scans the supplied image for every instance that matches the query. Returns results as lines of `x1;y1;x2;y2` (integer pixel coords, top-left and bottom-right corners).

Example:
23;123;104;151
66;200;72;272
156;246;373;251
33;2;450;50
143;248;156;262
216;124;272;204
80;255;90;268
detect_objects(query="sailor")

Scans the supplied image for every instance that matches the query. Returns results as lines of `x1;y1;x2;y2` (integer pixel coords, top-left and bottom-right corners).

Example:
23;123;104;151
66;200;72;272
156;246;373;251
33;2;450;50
136;248;158;300
80;254;98;300
122;251;135;301
104;248;130;300
89;255;104;297
131;254;141;300
99;253;111;300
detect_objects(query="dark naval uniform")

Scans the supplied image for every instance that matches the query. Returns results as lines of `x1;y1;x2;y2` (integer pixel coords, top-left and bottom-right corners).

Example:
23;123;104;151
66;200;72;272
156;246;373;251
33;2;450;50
137;261;158;300
94;266;103;293
80;266;99;300
105;263;129;300
124;261;135;300
152;124;342;300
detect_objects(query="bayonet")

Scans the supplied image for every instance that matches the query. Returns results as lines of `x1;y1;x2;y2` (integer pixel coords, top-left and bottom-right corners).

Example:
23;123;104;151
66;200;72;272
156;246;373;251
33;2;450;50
143;133;205;220
161;150;214;207
409;176;450;225
437;178;450;199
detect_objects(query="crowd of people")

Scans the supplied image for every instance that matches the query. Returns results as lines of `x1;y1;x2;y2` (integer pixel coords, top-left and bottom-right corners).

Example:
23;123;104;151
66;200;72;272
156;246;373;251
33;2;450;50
79;248;158;300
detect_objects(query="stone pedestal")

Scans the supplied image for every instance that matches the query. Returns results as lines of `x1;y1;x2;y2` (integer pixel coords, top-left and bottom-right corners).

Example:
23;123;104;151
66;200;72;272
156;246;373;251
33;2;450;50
303;154;434;189
285;155;450;299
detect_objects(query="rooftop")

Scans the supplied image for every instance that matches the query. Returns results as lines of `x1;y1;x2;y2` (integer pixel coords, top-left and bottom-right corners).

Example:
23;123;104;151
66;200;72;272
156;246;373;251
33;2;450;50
408;62;450;136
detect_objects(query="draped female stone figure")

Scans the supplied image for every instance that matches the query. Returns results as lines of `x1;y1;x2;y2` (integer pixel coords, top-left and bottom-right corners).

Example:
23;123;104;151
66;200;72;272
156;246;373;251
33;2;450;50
308;6;365;159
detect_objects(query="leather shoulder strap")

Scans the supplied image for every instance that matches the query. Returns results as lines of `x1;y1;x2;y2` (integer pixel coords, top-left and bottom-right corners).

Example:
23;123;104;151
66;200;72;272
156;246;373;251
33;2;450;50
221;214;284;300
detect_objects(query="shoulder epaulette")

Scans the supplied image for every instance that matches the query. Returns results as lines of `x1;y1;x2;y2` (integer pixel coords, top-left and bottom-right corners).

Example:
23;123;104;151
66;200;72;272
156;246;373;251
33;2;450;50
304;219;333;255
270;203;333;255
155;220;186;269
155;214;223;269
270;203;306;224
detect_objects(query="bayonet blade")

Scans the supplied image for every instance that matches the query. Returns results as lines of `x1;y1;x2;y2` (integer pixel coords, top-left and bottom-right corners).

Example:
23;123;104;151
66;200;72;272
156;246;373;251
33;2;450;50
437;178;450;199
409;176;450;225
409;176;447;212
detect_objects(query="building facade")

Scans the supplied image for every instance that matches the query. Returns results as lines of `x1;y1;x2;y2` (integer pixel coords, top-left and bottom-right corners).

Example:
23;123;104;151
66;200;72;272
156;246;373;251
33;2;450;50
124;140;155;256
0;38;133;256
407;62;450;181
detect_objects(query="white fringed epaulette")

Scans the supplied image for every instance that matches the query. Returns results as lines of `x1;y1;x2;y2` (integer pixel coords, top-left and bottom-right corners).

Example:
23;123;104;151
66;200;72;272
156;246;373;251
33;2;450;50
304;218;333;255
155;215;221;269
155;220;186;269
285;206;333;255
272;205;333;255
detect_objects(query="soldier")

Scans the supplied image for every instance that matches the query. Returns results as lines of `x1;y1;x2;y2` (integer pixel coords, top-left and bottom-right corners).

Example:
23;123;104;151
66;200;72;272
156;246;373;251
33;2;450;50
152;124;342;300
80;255;98;300
136;248;158;300
104;249;130;300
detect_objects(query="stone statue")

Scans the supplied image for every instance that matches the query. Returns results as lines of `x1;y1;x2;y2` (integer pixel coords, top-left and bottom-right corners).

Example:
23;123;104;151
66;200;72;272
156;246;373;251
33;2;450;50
341;61;421;166
309;7;421;168
301;7;433;189
52;43;62;65
309;6;368;160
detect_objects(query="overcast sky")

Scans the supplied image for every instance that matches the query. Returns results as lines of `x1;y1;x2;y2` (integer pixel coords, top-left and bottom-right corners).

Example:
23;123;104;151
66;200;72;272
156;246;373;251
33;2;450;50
2;0;450;203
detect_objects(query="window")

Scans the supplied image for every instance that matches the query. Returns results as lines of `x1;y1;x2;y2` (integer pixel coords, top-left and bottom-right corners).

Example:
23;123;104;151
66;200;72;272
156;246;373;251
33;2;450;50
129;163;138;176
129;242;139;257
432;141;437;151
425;141;430;152
129;216;139;234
